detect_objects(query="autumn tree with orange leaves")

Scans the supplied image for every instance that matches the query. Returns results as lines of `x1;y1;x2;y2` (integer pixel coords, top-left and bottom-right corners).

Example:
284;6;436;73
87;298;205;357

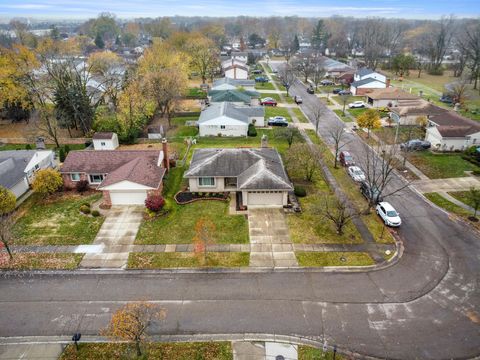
103;302;166;357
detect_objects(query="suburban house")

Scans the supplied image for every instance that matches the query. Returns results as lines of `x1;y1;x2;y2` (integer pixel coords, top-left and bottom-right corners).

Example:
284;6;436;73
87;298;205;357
211;78;255;91
184;147;293;208
366;87;420;108
320;57;355;78
389;100;447;125
425;111;480;151
0;150;56;199
61;141;169;206
198;102;265;137
208;89;260;106
350;68;389;95
92;132;119;150
222;59;249;80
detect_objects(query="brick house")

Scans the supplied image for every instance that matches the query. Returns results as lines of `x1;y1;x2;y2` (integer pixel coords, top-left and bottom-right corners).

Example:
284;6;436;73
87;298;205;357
61;141;169;207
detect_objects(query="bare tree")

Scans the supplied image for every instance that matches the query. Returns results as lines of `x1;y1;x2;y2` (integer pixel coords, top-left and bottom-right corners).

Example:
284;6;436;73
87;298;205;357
0;215;15;260
285;143;321;182
457;20;480;90
310;57;326;90
420;16;456;74
315;196;358;235
292;53;315;83
309;102;323;135
274;127;302;148
327;123;348;169
279;63;296;97
338;94;352;115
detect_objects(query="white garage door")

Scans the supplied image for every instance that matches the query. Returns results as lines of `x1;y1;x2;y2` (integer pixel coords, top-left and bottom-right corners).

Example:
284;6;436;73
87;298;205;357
247;191;284;207
110;190;147;205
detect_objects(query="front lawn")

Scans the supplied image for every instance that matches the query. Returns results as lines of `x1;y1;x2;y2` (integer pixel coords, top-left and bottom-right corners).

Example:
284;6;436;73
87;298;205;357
265;107;292;121
259;93;281;102
425;192;473;217
0;253;83;270
135;167;249;245
128;252;249;268
298;345;345;360
167;116;199;138
60;342;233;360
408;152;480;179
255;81;275;90
372;126;425;145
13;193;104;245
296;251;375;267
347;107;370;118
292;108;309;123
333;109;352;122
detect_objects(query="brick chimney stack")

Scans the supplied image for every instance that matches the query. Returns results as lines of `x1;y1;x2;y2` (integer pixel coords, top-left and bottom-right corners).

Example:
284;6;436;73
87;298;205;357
162;138;170;171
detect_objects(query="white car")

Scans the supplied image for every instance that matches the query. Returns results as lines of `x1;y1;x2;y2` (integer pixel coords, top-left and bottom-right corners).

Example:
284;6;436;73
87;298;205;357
348;101;366;108
376;202;402;227
347;166;366;182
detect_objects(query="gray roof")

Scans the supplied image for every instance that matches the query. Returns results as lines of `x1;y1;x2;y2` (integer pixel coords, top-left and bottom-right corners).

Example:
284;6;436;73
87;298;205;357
208;89;260;103
198;102;264;125
357;68;375;77
351;77;384;87
0;150;35;189
212;78;255;88
185;148;293;191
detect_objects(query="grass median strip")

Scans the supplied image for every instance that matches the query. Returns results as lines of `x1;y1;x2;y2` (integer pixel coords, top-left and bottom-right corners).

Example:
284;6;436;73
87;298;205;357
298;345;345;360
296;251;375;267
60;342;233;360
424;192;472;217
127;252;250;268
0;253;83;270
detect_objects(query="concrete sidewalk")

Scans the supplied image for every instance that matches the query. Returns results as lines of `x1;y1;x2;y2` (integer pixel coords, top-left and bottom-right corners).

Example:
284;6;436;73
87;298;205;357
233;341;298;360
0;343;64;360
412;176;480;193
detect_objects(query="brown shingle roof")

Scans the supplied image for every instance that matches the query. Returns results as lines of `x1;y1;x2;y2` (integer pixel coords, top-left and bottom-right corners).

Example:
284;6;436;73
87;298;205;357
391;100;447;116
61;150;165;188
367;87;419;100
429;111;480;137
92;132;115;140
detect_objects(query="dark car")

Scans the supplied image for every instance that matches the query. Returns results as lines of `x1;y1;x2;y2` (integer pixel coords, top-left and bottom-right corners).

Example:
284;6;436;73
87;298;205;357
400;139;431;151
255;76;269;83
268;116;288;127
339;151;355;167
252;69;263;74
439;94;453;104
360;182;383;204
333;88;343;94
338;90;352;96
321;79;335;86
294;95;303;104
307;87;315;94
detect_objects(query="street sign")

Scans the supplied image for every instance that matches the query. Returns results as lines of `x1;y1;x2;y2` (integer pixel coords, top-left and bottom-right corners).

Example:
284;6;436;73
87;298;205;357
389;112;400;124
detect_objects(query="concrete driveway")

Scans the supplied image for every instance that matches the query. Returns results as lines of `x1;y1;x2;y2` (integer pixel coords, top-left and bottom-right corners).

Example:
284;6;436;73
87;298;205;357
248;208;298;268
80;206;143;269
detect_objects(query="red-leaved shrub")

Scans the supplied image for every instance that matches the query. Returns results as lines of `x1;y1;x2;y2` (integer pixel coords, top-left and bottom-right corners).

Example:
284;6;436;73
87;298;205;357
76;180;89;193
145;194;165;212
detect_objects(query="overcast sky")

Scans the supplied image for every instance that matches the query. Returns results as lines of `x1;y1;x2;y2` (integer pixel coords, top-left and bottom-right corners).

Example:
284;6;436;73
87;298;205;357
0;0;479;20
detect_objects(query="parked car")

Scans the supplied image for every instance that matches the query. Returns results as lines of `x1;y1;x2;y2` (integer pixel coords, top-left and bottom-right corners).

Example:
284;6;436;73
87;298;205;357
360;182;383;204
333;88;343;94
307;87;315;94
252;69;263;74
294;95;303;104
376;201;401;227
338;90;352;96
255;76;269;83
272;69;278;74
347;166;366;182
268;116;288;126
321;79;335;86
348;101;366;108
400;139;431;151
439;94;453;104
260;97;277;106
339;151;355;167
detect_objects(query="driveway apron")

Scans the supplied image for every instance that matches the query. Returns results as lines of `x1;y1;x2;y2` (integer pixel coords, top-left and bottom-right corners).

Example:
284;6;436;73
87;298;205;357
248;208;298;268
80;206;143;269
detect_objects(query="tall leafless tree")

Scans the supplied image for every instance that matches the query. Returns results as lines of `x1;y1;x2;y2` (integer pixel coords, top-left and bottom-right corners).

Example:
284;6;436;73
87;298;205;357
327;123;349;169
315;196;358;235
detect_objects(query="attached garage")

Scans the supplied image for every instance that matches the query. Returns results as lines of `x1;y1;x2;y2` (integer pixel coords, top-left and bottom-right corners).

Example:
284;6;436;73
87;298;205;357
109;190;147;205
246;191;285;207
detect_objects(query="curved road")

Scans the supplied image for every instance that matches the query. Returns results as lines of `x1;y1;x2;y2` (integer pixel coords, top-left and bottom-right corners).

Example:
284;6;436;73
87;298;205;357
1;62;479;359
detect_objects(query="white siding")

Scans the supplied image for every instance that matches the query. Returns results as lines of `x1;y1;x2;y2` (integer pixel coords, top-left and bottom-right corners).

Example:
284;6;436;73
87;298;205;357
199;124;248;137
10;178;29;199
244;190;287;207
224;67;249;80
93;134;119;150
249;116;265;127
110;190;147;205
189;177;225;192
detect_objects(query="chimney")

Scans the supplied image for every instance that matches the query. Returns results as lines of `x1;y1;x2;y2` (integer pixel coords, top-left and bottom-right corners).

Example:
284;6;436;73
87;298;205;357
261;134;268;148
386;78;391;88
162;138;170;171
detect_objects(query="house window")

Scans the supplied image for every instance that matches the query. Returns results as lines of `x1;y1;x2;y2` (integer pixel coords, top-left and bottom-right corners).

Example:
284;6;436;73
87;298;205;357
34;164;39;170
198;177;215;187
224;177;237;188
89;174;104;184
220;125;226;129
101;142;106;146
70;173;81;182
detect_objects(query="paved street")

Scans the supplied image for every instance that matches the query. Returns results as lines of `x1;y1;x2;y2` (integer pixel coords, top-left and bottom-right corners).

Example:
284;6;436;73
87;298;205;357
0;62;479;360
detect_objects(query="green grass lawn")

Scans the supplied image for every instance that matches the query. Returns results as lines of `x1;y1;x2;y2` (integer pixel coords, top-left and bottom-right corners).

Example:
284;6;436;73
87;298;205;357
167;116;199;138
260;93;281;102
372;126;425;145
13;193;104;245
296;251;375;266
265;107;292;122
298;345;345;360
135;167;249;245
409;152;480;179
0;143;85;152
60;342;233;360
255;81;275;90
128;252;249;268
333;109;352;122
448;191;473;207
424;192;472;217
0;253;83;270
347;107;369;118
292;108;309;123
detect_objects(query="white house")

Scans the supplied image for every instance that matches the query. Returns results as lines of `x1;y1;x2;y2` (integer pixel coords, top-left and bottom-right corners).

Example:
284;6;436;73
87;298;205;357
0;150;56;199
93;132;119;150
184;147;293;208
222;58;250;80
425;111;480;151
350;68;388;95
198;102;265;137
211;78;256;91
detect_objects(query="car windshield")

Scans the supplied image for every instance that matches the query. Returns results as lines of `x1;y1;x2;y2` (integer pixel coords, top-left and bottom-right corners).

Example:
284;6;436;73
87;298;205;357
345;156;353;161
386;210;398;217
354;170;363;175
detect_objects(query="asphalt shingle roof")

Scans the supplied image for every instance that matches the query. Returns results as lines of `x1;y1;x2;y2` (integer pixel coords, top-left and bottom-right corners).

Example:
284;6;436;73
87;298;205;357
208;89;260;103
0;150;35;189
185;148;293;191
212;78;255;89
351;77;384;87
198;102;264;124
429;111;480;137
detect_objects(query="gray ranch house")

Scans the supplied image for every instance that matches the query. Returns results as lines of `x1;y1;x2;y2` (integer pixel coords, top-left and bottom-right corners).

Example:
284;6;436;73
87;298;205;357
184;147;293;208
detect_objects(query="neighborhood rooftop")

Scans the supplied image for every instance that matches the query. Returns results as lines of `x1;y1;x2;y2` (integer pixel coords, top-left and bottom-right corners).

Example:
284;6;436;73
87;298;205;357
212;78;255;88
92;132;115;140
208;89;260;103
199;102;264;124
185;148;293;190
429;111;480;137
0;150;36;189
367;87;419;100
